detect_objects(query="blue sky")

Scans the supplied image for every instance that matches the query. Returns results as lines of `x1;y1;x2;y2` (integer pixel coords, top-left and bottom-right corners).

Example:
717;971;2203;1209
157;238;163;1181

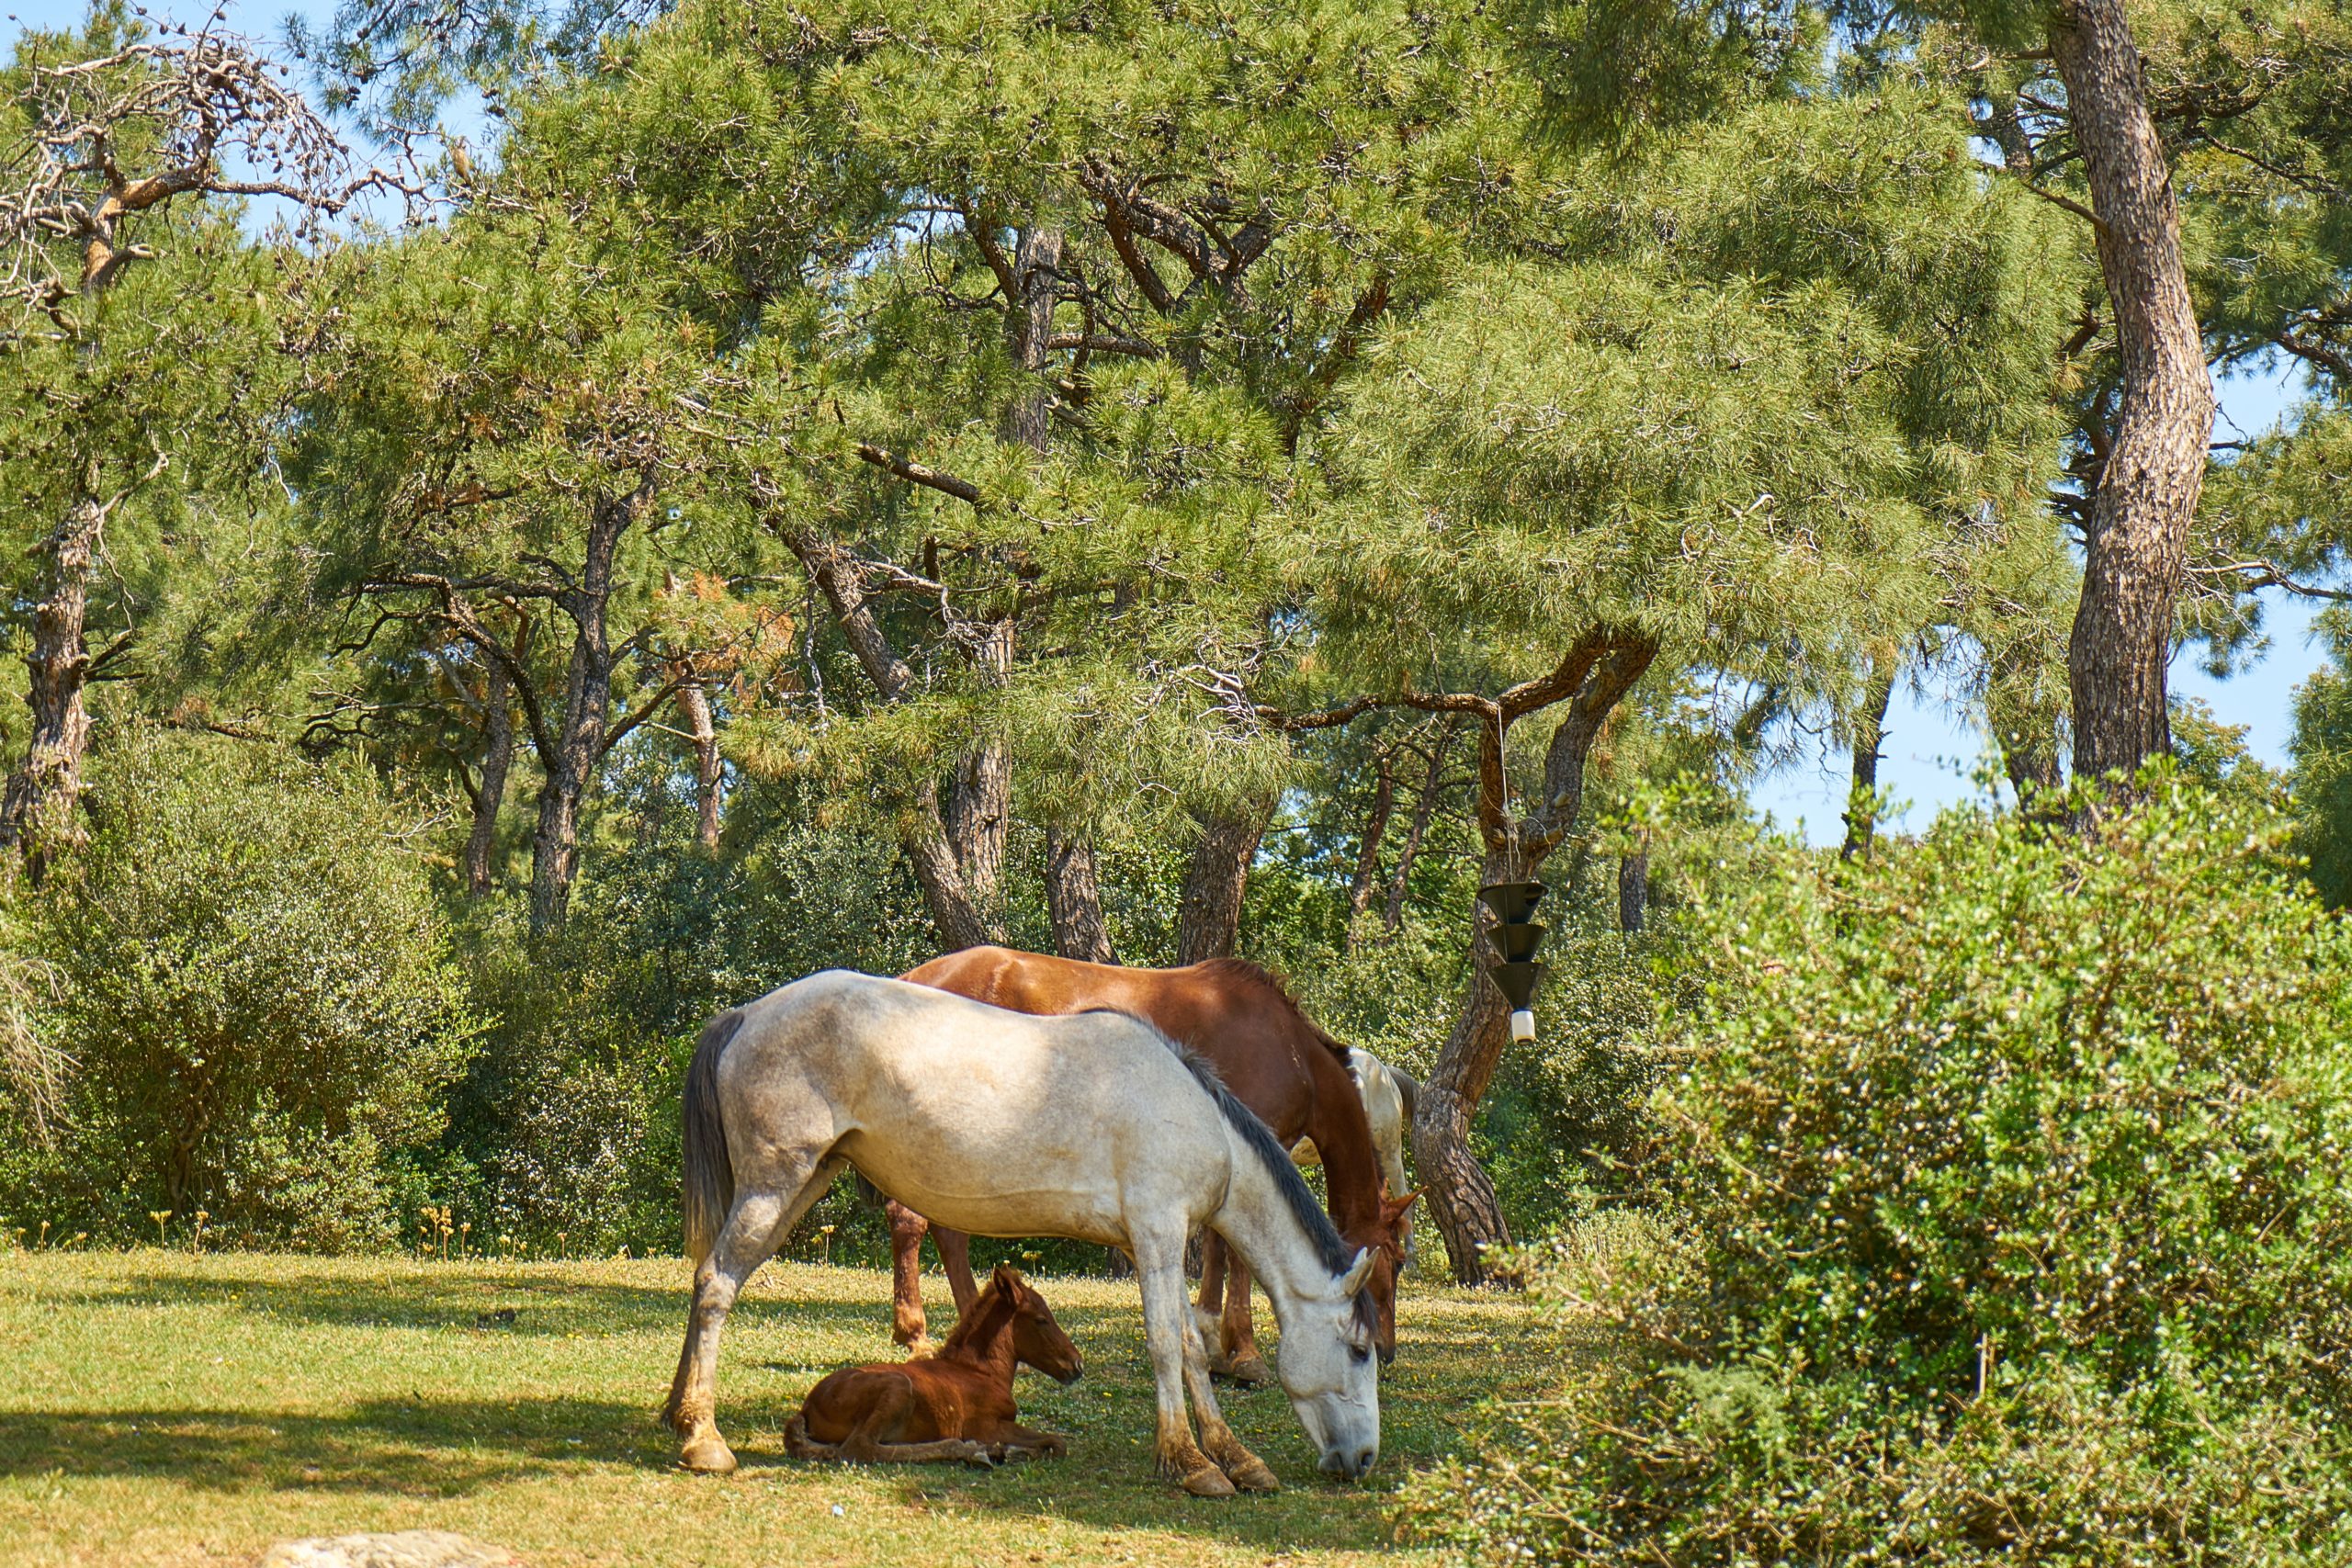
10;0;2337;844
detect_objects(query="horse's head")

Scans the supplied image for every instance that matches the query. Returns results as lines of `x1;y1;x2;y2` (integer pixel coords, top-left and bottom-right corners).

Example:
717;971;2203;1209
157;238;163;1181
995;1264;1085;1384
1340;1186;1420;1367
1277;1247;1383;1480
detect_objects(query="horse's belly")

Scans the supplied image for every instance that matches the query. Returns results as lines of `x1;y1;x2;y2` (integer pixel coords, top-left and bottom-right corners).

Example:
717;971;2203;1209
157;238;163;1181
841;1131;1132;1246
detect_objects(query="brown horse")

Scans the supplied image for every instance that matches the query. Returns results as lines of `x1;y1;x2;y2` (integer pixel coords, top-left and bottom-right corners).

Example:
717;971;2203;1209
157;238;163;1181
786;1264;1080;1467
890;947;1415;1383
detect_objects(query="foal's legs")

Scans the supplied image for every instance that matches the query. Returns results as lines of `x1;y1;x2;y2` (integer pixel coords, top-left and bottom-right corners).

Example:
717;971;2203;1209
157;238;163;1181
668;1151;845;1473
1134;1230;1235;1497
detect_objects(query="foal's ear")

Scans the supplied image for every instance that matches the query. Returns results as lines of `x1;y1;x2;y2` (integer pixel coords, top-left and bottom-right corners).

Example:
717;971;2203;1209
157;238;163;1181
1340;1247;1377;1298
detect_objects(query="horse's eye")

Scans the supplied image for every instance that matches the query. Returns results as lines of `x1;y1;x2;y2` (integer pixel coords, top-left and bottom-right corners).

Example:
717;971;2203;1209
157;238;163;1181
1348;1343;1372;1365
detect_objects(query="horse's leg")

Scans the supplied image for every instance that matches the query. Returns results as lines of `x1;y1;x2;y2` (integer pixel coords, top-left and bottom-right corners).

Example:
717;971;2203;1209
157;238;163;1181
1135;1235;1234;1497
934;1225;979;1318
1179;1300;1279;1493
1194;1233;1228;1368
887;1201;932;1349
1218;1250;1272;1387
669;1152;844;1473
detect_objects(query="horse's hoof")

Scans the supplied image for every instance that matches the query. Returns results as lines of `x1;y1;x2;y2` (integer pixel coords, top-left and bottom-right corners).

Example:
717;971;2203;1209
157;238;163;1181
1224;1354;1273;1387
1181;1464;1238;1498
679;1434;738;1474
1222;1452;1280;1493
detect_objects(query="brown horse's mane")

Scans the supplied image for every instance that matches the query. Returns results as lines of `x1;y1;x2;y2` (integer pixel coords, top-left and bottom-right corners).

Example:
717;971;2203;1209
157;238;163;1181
1191;957;1354;1067
936;1276;1019;1359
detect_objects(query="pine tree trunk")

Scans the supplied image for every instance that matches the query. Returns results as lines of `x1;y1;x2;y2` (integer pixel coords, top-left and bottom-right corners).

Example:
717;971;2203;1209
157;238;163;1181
2051;0;2216;786
1046;828;1118;964
1385;719;1453;932
1413;635;1655;1284
1176;796;1273;964
787;530;1001;953
946;618;1013;903
527;491;631;935
905;785;999;952
0;491;104;883
1841;655;1896;860
465;656;514;898
1618;837;1649;933
676;678;723;851
1344;749;1396;949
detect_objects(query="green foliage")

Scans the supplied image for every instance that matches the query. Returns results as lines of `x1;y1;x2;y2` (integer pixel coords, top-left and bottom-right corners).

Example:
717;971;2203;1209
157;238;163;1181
4;729;480;1250
2289;607;2352;908
1404;781;2352;1564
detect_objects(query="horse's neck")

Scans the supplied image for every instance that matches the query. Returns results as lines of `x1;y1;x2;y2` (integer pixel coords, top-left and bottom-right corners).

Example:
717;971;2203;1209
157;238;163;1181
1297;1042;1387;1228
1210;1126;1339;1325
940;1302;1019;1384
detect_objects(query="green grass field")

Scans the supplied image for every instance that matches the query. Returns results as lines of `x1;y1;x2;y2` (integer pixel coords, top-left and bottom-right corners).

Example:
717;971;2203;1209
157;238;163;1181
0;1250;1542;1567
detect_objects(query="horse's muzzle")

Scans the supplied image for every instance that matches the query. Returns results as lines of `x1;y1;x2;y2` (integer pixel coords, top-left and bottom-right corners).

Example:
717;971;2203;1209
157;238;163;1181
1320;1445;1378;1480
1053;1355;1084;1385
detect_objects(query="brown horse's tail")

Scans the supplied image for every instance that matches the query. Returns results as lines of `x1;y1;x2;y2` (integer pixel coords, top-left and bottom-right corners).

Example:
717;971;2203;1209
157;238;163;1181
682;1008;745;1264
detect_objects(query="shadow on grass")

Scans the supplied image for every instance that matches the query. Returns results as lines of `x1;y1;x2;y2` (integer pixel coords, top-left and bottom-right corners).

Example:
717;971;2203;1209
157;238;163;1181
0;1394;673;1498
79;1269;912;1343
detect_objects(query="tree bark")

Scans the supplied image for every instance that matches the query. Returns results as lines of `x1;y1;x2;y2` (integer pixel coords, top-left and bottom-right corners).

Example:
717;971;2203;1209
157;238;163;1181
788;531;1000;952
1412;632;1657;1284
1618;835;1649;933
2051;0;2217;786
1176;795;1274;964
945;617;1013;904
675;677;723;851
527;490;633;935
0;489;105;883
1344;747;1397;949
1385;718;1454;932
1840;652;1896;861
464;653;515;898
1046;828;1119;964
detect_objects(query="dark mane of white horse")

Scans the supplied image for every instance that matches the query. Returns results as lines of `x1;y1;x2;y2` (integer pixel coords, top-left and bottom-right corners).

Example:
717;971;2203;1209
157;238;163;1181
1079;1007;1355;1280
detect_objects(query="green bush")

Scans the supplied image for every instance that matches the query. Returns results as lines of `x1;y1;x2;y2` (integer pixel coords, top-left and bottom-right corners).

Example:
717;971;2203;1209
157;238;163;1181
6;730;481;1250
1402;777;2352;1566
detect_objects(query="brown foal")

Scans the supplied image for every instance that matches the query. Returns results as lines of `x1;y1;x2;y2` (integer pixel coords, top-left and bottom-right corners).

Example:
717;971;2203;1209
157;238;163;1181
786;1265;1080;1468
891;947;1415;1384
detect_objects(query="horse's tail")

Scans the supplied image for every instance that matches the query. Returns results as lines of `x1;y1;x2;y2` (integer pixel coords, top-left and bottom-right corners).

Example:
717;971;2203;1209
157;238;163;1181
1388;1062;1421;1121
682;1008;745;1264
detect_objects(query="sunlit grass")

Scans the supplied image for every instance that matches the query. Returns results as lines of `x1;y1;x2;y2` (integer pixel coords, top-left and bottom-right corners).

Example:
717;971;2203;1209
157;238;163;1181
0;1250;1544;1566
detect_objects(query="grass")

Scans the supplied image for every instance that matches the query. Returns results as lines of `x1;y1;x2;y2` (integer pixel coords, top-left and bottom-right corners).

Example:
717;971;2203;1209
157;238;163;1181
0;1249;1545;1567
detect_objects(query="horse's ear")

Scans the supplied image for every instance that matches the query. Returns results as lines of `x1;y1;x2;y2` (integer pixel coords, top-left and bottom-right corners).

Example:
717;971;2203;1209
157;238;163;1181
1385;1188;1423;1224
1340;1247;1376;1298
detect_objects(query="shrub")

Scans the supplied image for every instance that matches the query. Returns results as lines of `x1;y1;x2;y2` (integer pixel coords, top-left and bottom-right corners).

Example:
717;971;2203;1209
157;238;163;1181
1402;776;2352;1565
9;729;481;1249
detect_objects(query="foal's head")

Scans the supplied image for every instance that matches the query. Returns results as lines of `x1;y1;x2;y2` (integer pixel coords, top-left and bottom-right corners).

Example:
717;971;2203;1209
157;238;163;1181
948;1264;1085;1384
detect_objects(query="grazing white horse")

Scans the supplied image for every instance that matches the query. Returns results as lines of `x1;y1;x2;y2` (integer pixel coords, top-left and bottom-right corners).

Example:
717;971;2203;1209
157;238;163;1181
662;971;1383;1496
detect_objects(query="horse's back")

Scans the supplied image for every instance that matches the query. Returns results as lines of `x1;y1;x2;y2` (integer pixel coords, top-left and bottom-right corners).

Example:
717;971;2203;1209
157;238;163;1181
722;970;1230;1244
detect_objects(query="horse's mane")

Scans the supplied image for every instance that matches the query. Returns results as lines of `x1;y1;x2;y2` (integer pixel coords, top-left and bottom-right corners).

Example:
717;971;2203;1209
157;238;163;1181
936;1275;1019;1359
1191;957;1355;1069
1080;1007;1355;1281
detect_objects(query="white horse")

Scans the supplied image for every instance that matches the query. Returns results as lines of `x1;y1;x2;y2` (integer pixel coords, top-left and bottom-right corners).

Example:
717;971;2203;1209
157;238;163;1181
662;971;1383;1495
